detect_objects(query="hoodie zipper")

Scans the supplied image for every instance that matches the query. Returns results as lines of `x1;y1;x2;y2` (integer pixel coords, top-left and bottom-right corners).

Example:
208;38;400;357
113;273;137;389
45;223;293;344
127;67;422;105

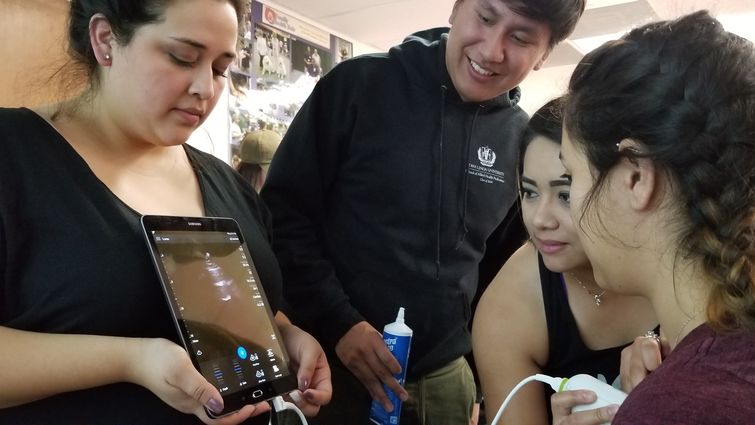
435;85;447;280
455;106;481;250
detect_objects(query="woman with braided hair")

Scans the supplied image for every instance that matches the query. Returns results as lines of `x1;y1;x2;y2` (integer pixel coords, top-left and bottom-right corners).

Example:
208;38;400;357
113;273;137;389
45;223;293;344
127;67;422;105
553;10;755;424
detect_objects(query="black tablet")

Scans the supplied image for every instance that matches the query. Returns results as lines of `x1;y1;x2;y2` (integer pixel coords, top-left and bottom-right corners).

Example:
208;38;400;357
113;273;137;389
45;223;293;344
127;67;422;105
141;215;297;417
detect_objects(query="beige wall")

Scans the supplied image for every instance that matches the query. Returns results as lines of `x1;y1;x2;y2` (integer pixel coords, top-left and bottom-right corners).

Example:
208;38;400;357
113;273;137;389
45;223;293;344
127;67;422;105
0;0;80;107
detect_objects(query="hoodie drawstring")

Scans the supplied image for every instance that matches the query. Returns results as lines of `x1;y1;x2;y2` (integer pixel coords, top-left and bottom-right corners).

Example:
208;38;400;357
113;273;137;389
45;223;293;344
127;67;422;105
435;85;447;280
454;107;480;249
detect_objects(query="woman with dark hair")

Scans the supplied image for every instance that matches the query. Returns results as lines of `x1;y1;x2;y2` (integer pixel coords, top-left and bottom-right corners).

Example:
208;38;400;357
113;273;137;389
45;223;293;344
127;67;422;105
555;10;755;424
473;98;656;424
0;1;330;423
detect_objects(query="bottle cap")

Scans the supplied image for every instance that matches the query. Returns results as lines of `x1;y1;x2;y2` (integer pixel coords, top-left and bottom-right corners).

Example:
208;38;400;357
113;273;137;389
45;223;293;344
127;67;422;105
396;307;405;324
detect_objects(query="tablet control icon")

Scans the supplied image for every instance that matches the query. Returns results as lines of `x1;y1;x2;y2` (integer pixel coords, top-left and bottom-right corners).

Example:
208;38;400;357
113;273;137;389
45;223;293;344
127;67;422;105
237;346;248;360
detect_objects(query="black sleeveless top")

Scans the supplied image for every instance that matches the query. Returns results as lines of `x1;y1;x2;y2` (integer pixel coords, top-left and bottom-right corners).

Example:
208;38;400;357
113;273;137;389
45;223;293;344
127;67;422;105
538;254;627;421
539;253;626;385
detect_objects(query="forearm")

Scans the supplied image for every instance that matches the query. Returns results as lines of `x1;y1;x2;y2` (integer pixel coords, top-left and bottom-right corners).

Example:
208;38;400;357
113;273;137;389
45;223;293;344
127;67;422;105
262;74;362;341
481;374;548;424
0;326;141;408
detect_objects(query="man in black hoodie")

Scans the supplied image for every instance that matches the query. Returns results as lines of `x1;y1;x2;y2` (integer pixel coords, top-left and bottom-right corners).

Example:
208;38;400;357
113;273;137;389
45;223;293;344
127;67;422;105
262;1;585;423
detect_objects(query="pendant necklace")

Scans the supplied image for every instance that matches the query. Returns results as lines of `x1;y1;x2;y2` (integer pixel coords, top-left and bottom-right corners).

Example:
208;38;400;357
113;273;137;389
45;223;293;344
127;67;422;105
568;273;606;306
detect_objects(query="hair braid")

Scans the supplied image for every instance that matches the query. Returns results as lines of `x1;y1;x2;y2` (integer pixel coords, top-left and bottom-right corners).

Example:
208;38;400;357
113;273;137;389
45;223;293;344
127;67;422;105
652;43;755;330
565;10;755;330
684;125;755;330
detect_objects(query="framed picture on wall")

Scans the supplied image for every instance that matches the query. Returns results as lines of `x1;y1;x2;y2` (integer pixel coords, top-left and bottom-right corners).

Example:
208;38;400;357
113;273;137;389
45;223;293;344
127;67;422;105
333;36;353;65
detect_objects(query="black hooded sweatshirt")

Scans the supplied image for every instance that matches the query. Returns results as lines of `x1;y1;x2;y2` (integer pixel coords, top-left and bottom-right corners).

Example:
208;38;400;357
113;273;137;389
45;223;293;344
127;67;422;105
261;28;528;378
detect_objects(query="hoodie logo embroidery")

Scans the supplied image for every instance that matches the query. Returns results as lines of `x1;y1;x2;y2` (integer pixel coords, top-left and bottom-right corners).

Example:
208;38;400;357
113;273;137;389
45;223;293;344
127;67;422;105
477;146;496;167
470;146;505;185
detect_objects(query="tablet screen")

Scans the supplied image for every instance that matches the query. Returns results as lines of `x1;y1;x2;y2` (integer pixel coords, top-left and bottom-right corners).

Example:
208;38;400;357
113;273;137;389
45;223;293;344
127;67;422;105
142;216;295;413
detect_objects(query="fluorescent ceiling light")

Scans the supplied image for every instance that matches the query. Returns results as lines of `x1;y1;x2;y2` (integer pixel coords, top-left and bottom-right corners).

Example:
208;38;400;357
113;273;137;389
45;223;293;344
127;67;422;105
570;31;626;54
717;13;755;41
586;0;639;10
570;10;755;55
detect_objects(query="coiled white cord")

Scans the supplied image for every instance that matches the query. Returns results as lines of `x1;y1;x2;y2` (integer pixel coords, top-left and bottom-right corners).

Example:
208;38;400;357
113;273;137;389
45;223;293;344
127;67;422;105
489;373;565;425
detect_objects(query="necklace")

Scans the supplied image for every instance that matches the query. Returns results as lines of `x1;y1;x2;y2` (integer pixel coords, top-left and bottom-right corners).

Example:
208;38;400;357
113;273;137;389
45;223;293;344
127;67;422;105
568;273;606;306
673;315;695;347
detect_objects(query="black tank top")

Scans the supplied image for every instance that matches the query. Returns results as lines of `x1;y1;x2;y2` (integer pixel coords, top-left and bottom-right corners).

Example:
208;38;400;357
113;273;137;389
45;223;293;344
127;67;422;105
539;254;627;422
539;252;626;385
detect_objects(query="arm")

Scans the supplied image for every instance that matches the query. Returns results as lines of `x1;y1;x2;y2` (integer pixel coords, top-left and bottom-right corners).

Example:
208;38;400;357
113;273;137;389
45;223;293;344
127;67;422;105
261;64;406;410
471;204;526;424
261;69;362;346
0;327;268;423
472;244;549;424
0;327;135;408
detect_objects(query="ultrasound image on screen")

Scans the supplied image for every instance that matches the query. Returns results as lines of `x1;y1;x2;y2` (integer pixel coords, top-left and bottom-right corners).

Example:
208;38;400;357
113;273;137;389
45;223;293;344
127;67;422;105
153;230;290;394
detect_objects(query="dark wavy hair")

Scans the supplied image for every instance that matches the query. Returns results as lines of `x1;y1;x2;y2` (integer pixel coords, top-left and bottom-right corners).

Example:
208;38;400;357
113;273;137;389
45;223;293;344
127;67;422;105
564;10;755;331
519;96;563;173
67;0;246;87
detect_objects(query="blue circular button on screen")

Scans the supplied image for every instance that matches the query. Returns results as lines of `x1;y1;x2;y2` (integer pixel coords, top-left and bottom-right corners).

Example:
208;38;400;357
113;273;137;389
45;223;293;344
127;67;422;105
237;346;248;360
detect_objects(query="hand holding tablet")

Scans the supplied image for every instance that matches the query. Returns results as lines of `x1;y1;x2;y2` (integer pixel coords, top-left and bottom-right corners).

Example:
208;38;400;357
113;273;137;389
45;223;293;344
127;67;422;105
141;215;297;418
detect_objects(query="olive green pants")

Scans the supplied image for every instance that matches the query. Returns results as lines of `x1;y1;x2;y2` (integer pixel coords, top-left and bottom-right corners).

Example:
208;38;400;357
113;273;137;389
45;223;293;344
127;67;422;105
401;356;476;425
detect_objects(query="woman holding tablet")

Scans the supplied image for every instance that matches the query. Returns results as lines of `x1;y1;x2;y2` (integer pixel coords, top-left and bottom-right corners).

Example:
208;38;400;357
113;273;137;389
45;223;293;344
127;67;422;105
0;0;330;423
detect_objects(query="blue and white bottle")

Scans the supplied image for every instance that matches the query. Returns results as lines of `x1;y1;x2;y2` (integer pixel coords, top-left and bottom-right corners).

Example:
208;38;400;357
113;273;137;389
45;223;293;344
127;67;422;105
369;307;413;425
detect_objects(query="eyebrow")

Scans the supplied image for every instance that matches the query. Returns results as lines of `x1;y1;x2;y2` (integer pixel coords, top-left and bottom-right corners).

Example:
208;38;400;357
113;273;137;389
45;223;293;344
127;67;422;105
521;176;537;186
170;36;236;59
550;178;570;187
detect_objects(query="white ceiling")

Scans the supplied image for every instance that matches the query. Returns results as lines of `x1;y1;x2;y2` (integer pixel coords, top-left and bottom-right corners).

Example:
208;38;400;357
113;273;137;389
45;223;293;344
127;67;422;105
262;0;755;68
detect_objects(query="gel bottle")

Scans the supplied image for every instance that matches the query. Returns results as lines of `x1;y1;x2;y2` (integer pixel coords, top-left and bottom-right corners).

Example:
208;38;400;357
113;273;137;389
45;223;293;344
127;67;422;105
369;307;413;425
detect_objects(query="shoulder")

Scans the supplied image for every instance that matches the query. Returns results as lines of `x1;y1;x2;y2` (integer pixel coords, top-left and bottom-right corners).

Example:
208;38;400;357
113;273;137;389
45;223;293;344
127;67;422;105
509;105;530;126
473;243;549;364
0;107;36;133
487;243;542;301
186;146;269;216
683;326;755;385
0;108;48;160
324;53;391;80
299;54;414;118
320;52;408;93
0;106;28;119
615;344;755;424
489;102;529;133
476;244;545;329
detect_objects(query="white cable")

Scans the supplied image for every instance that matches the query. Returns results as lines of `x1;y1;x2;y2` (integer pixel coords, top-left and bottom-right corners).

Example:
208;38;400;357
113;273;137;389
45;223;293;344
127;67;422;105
489;373;565;425
272;395;308;425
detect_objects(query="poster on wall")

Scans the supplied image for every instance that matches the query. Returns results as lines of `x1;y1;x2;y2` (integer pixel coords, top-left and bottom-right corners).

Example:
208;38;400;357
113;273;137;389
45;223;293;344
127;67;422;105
227;1;346;164
333;36;353;65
